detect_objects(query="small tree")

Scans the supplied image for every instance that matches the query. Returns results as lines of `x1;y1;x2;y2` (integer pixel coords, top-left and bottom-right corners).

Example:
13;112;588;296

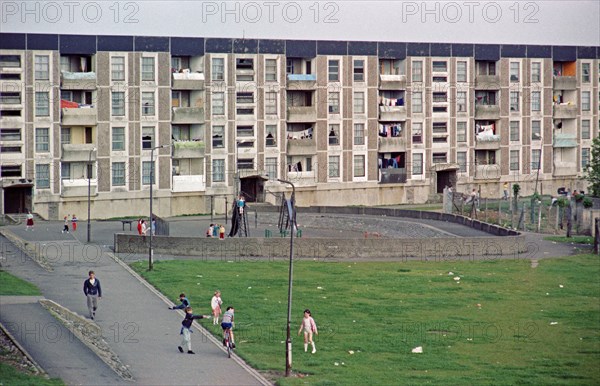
512;183;520;212
584;137;600;197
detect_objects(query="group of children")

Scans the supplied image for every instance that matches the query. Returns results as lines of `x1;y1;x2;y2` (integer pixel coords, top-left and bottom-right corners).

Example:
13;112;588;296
61;214;78;233
136;218;156;236
206;224;226;239
169;291;318;355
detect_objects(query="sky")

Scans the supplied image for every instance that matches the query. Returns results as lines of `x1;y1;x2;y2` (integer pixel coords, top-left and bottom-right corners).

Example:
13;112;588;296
1;0;599;46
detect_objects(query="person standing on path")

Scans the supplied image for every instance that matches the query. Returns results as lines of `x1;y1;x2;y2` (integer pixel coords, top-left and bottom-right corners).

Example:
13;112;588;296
62;215;70;233
298;309;318;353
83;271;102;320
219;224;225;239
25;210;34;231
71;214;78;231
178;307;210;354
211;291;222;325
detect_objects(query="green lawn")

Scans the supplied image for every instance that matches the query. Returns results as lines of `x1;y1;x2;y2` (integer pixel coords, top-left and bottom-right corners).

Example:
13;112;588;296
543;236;595;245
132;255;600;385
0;363;63;386
0;270;41;296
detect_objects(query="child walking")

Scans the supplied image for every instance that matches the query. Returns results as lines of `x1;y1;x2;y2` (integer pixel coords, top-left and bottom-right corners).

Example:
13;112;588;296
71;214;78;231
25;211;34;231
211;290;222;325
178;307;210;354
62;215;70;233
298;309;318;353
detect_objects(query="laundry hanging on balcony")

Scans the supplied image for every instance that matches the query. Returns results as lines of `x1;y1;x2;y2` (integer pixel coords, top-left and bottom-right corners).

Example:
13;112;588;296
60;99;79;108
379;96;404;106
379;123;403;137
475;123;499;142
287;127;313;139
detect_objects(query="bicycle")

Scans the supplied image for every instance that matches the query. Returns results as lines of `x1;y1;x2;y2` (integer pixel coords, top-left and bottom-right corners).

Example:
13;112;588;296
223;327;233;358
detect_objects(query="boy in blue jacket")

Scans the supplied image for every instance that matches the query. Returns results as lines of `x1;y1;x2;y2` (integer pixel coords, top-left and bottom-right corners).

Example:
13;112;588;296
178;307;210;354
83;271;102;320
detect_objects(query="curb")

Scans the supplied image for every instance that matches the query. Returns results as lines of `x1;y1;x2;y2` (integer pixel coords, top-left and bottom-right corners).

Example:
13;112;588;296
0;320;48;377
0;228;53;272
106;251;273;386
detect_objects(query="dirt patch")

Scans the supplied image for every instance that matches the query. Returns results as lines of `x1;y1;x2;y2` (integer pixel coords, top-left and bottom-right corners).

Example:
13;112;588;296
0;326;43;377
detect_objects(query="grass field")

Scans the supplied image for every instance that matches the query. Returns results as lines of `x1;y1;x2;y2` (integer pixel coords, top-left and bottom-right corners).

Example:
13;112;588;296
0;270;41;296
543;236;595;245
132;255;600;385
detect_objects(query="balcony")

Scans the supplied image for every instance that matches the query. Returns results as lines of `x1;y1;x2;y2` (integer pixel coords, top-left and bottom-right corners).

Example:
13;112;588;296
61;107;97;126
172;107;204;124
172;72;205;90
474;164;501;180
61;144;96;162
287;106;317;123
379;74;406;90
553;133;577;148
378;136;407;152
553;104;577;119
287;74;317;90
60;71;97;90
553;76;577;90
172;141;205;159
61;178;97;197
286;170;316;186
553;162;577;177
379;106;407;121
475;105;500;120
172;175;206;192
287;138;316;156
379;168;407;184
475;75;500;89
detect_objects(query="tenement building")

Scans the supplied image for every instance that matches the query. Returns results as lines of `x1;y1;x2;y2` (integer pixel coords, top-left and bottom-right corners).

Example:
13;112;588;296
0;34;598;219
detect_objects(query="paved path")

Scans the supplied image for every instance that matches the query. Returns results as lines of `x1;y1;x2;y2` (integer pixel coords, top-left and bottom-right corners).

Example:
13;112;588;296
0;228;269;385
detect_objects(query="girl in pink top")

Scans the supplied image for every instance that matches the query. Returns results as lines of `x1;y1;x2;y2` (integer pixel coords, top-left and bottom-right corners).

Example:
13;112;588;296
297;309;318;353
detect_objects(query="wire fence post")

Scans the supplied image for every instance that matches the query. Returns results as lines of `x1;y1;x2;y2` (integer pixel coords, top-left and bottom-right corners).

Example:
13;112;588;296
594;218;599;255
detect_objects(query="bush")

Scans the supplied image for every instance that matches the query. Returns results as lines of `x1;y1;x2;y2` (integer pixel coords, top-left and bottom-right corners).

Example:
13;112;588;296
557;197;569;208
512;183;521;197
582;197;593;208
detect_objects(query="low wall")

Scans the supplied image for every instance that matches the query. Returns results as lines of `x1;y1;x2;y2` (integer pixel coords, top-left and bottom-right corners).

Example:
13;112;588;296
115;208;526;259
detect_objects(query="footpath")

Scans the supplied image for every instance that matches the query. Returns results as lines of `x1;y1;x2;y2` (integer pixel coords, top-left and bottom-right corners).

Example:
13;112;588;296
0;222;270;386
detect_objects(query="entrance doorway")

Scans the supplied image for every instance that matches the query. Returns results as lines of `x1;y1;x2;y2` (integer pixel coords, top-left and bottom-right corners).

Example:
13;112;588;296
3;185;33;213
436;170;457;194
240;176;267;202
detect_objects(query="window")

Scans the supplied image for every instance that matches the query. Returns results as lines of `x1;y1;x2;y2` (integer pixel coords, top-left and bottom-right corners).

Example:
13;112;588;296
328;124;340;145
531;149;541;171
111;56;125;81
433;92;447;103
457;152;467;172
212;159;225;182
35;56;49;80
432;122;447;133
412;122;422;143
1;165;22;176
354;123;365;145
236;58;254;70
142;161;154;185
112;92;125;116
171;125;190;141
457;91;467;112
0;128;21;141
141;57;155;81
353;60;364;82
354;155;365;177
475;91;496;106
412;61;423;82
212;92;225;115
531;120;541;140
582;120;591;139
432;61;447;73
0;92;20;104
510;62;520;82
456;61;467;82
236;125;254;137
412;92;422;113
35;92;49;116
61;162;71;180
510;150;519;171
582;91;591;111
112;127;125;151
36;164;50;188
354;92;365;114
432;153;447;164
212;58;224;81
265;157;278;180
477;61;496;76
510;121;520;141
328;156;340;178
35;128;49;152
456;122;467;142
328;60;339;81
142;127;154;149
510;91;519;112
112;162;126;186
412;153;423;175
531;91;541;112
142;92;155;116
582;148;590;169
531;62;541;82
328;92;340;114
0;55;21;67
433;76;447;83
265;59;277;81
212;126;224;148
265;92;277;115
60;127;71;145
236;92;253;104
266;125;277;147
582;63;590;83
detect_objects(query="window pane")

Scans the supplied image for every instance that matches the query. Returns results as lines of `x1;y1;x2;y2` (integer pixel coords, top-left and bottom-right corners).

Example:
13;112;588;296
266;157;278;180
35;92;49;116
112;162;126;186
328;156;340;177
35;56;49;80
142;92;155;115
266;125;277;147
212;58;224;80
456;61;467;82
353;155;365;177
212;126;224;148
36;164;50;188
328;92;340;114
510;150;519;171
457;152;467;172
510;121;520;141
142;127;154;149
412;61;422;82
412;92;422;113
328;60;339;81
212;159;225;182
142;161;155;185
36;128;49;152
456;122;466;142
112;92;125;116
112;127;125;150
353;92;364;114
412;153;423;175
265;59;277;81
141;57;155;81
112;57;125;81
353;60;364;81
354;123;364;145
212;92;224;115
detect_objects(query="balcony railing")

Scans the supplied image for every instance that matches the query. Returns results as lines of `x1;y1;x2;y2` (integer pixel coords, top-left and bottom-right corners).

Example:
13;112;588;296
61;144;97;162
378;136;407;152
379;74;406;90
61;178;97;197
553;104;577;119
287;74;317;90
60;71;97;90
553;133;577;148
475;75;500;89
172;175;206;192
172;107;205;124
61;107;97;126
379;168;407;184
474;164;501;180
474;104;500;120
286;137;316;155
287;106;317;122
172;72;205;90
553;76;577;90
172;141;205;158
379;106;407;121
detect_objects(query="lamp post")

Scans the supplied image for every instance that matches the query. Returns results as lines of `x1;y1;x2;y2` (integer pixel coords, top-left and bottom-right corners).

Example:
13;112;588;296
278;178;296;377
235;140;249;196
149;143;172;270
86;147;96;243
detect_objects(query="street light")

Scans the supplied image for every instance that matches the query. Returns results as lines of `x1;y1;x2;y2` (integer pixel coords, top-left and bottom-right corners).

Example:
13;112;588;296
278;178;296;377
149;143;172;270
86;147;96;243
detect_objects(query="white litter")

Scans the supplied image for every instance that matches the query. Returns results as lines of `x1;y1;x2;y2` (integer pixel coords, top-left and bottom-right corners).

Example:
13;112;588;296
550;322;558;325
448;272;454;275
559;285;564;288
411;346;423;353
334;362;339;366
348;350;354;354
453;277;460;281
